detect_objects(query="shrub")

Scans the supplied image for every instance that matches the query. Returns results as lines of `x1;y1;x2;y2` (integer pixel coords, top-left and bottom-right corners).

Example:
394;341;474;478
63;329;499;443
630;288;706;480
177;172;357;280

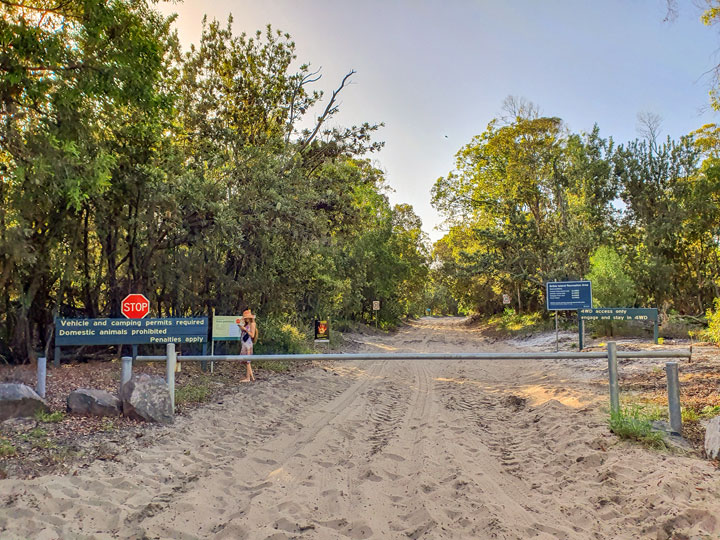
702;298;720;343
0;437;16;457
586;246;635;307
253;316;311;355
175;376;212;405
487;308;547;334
608;405;667;450
701;404;720;417
20;427;56;449
35;410;65;423
585;246;637;337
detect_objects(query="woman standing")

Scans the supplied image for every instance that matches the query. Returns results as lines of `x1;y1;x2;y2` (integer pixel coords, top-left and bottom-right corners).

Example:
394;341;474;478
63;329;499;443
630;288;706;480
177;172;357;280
239;309;257;382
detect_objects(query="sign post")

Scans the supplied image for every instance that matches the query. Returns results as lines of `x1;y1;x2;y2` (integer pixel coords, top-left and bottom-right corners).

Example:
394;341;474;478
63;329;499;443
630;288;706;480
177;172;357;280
546;281;593;352
373;300;380;328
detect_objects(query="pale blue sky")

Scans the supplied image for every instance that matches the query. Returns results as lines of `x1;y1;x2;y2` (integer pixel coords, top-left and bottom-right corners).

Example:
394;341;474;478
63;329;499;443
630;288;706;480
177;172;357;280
157;0;718;241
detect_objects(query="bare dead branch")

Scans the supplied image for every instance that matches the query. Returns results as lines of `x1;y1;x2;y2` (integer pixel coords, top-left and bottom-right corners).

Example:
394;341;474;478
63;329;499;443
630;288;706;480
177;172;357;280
296;69;355;154
285;67;322;143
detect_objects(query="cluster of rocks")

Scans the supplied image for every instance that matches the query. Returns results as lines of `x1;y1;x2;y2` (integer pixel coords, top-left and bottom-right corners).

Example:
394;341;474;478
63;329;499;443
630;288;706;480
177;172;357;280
0;374;173;426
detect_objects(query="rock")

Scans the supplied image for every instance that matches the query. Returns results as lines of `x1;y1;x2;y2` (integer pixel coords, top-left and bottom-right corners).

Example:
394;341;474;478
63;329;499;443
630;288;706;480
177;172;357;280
0;383;49;421
67;388;122;417
651;420;693;452
704;416;720;460
121;374;173;424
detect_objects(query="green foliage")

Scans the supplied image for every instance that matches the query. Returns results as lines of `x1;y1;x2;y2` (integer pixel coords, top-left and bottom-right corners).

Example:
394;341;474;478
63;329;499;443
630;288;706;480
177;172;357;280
608;405;667;450
432;110;616;315
682;407;700;423
0;437;17;457
0;5;427;362
20;427;56;449
487;308;546;334
695;1;720;110
702;298;720;343
100;419;117;432
252;360;292;372
254;317;311;355
175;376;212;405
35;410;65;423
700;405;720;418
432;97;720;320
586;246;635;307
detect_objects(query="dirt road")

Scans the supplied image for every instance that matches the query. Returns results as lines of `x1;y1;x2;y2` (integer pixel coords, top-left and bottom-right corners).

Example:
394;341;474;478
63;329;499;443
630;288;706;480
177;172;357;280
1;318;719;539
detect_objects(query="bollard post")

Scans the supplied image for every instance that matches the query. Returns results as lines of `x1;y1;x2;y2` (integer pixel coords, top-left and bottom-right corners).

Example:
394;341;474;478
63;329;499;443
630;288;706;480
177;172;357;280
607;342;620;415
120;356;132;396
578;317;584;350
36;357;46;399
666;362;682;435
654;321;659;345
166;343;176;411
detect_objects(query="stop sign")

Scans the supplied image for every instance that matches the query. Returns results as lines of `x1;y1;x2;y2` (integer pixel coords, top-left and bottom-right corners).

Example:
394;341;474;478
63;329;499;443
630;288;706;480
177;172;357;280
121;294;150;319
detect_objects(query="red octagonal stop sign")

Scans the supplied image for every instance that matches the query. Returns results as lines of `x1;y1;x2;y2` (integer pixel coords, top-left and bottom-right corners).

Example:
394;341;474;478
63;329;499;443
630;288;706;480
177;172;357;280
121;294;150;319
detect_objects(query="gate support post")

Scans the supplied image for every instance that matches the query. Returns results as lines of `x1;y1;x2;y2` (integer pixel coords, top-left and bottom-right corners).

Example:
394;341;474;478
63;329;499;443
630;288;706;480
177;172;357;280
120;356;132;396
578;317;584;350
607;342;620;415
166;343;176;411
36;357;46;399
666;362;682;436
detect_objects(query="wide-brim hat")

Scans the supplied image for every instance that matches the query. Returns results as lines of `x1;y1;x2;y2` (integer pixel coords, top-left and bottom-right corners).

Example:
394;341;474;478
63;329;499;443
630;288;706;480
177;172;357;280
242;309;255;319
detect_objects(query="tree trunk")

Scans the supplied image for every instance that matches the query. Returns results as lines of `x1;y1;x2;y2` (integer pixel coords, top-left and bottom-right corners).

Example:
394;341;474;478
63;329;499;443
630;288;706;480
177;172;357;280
516;283;522;313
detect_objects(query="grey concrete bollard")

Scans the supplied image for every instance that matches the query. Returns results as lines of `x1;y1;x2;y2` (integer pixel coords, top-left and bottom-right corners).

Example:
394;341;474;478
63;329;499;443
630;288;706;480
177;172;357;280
36;356;47;399
607;342;620;415
166;343;176;411
120;356;133;395
666;361;682;435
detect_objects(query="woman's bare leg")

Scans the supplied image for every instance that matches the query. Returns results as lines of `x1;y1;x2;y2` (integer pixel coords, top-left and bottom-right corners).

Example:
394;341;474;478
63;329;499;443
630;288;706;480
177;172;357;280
239;351;252;382
247;362;255;381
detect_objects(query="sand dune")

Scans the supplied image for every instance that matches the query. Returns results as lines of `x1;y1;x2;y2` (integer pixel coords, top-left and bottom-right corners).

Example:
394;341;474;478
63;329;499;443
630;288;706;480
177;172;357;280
1;317;719;539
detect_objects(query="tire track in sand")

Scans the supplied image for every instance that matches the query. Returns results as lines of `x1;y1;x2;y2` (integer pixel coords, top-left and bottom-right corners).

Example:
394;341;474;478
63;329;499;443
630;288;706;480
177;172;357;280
136;359;401;539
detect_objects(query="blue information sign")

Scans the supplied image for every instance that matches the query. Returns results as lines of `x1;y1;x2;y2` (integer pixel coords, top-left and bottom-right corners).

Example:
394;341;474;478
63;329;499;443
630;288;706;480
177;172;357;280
546;281;592;311
55;318;208;346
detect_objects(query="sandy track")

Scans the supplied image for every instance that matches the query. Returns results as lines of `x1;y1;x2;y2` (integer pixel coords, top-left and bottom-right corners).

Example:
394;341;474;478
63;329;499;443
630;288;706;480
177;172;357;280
1;317;719;539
